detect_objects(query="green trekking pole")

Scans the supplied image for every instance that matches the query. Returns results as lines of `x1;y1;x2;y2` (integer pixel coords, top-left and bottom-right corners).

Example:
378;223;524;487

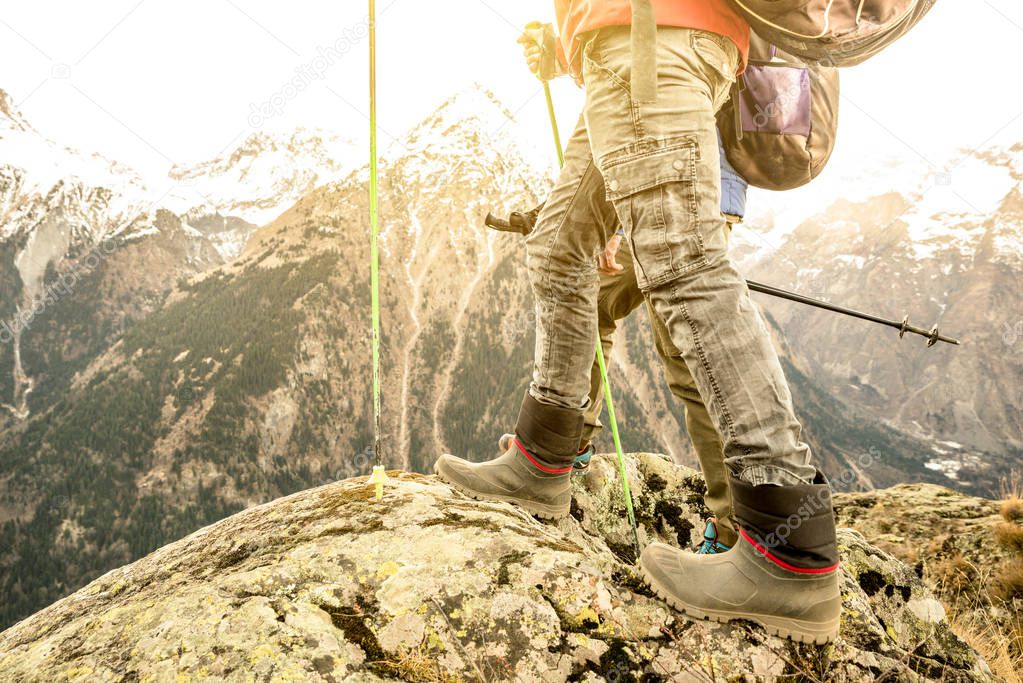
528;24;641;559
542;84;564;168
594;327;642;560
366;0;389;499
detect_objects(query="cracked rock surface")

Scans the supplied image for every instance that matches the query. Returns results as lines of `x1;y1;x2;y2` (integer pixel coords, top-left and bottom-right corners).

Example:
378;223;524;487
0;454;995;681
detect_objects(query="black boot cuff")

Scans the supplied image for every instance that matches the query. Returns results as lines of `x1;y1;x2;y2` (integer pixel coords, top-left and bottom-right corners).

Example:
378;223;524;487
730;470;840;570
514;392;584;470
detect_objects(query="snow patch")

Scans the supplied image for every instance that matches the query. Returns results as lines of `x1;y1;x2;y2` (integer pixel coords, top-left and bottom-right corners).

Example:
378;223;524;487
925;458;961;480
164;127;357;227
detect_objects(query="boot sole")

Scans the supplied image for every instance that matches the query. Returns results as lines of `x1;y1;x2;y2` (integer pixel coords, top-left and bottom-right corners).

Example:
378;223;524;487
640;564;839;645
434;470;570;521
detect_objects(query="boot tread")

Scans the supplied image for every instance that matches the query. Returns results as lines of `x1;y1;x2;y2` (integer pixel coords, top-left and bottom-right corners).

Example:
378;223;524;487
435;470;570;520
641;564;839;645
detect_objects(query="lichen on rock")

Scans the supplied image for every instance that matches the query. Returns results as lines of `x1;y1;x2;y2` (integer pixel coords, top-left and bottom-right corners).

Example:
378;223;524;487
0;454;995;682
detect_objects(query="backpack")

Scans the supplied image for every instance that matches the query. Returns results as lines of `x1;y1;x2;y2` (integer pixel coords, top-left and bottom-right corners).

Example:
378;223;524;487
717;35;839;191
727;0;937;67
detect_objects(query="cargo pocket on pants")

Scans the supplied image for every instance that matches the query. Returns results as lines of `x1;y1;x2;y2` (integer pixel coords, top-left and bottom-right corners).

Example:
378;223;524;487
601;136;706;290
690;30;739;112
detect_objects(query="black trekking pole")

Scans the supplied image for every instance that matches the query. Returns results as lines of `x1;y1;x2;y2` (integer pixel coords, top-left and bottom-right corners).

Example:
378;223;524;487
485;211;533;235
745;280;960;347
485;212;961;348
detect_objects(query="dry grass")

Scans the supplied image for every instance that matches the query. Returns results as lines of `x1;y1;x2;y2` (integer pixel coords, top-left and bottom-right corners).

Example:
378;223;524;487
901;544;920;565
1002;497;1023;524
932;478;1023;683
995;521;1023;554
955;474;1023;681
932;552;979;598
948;610;1023;683
994;560;1023;601
942;560;1022;683
1000;473;1023;522
376;644;466;683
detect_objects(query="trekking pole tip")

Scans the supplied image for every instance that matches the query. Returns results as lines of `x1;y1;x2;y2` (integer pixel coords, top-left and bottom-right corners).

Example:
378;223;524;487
484;212;510;230
369;464;389;501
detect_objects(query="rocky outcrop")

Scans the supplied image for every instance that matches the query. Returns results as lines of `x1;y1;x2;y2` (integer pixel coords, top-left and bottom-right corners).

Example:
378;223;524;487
0;454;993;682
835;482;1021;679
835;483;1008;583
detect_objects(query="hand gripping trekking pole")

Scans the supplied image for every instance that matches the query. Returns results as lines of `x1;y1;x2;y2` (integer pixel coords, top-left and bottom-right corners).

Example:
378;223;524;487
528;43;641;560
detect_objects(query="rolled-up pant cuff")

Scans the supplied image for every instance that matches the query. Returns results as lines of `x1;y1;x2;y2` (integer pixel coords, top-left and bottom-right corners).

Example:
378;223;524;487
735;463;814;487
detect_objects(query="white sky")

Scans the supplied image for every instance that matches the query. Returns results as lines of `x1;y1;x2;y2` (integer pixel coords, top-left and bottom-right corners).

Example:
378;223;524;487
2;0;1023;200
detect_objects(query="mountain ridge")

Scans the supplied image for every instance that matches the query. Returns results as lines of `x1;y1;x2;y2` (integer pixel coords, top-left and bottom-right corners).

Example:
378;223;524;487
745;142;1023;470
0;454;996;682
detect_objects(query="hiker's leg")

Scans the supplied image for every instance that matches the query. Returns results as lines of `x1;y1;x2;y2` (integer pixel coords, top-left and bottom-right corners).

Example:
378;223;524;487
646;296;736;548
646;218;742;547
532;130;638;451
433;117;616;520
582;26;815;486
583;26;839;643
514;115;619;466
595;233;737;543
582;250;646;448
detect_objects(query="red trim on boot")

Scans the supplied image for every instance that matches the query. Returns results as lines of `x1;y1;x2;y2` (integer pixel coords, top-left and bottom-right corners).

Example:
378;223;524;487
740;528;840;575
513;438;573;474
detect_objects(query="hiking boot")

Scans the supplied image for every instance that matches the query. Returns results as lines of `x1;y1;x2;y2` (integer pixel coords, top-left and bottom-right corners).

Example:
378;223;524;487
641;471;842;644
435;392;582;520
434;439;572;519
640;533;840;643
695;519;732;555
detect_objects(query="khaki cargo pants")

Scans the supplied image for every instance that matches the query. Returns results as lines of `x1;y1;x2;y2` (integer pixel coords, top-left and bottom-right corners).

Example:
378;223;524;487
583;236;738;546
525;26;816;493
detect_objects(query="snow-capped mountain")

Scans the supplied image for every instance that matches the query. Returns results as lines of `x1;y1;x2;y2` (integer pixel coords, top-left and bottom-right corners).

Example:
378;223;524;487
383;85;554;181
0;89;152;242
729;151;937;271
744;142;1023;471
0;88;222;422
900;145;1023;267
166;128;356;259
0;87;372;423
